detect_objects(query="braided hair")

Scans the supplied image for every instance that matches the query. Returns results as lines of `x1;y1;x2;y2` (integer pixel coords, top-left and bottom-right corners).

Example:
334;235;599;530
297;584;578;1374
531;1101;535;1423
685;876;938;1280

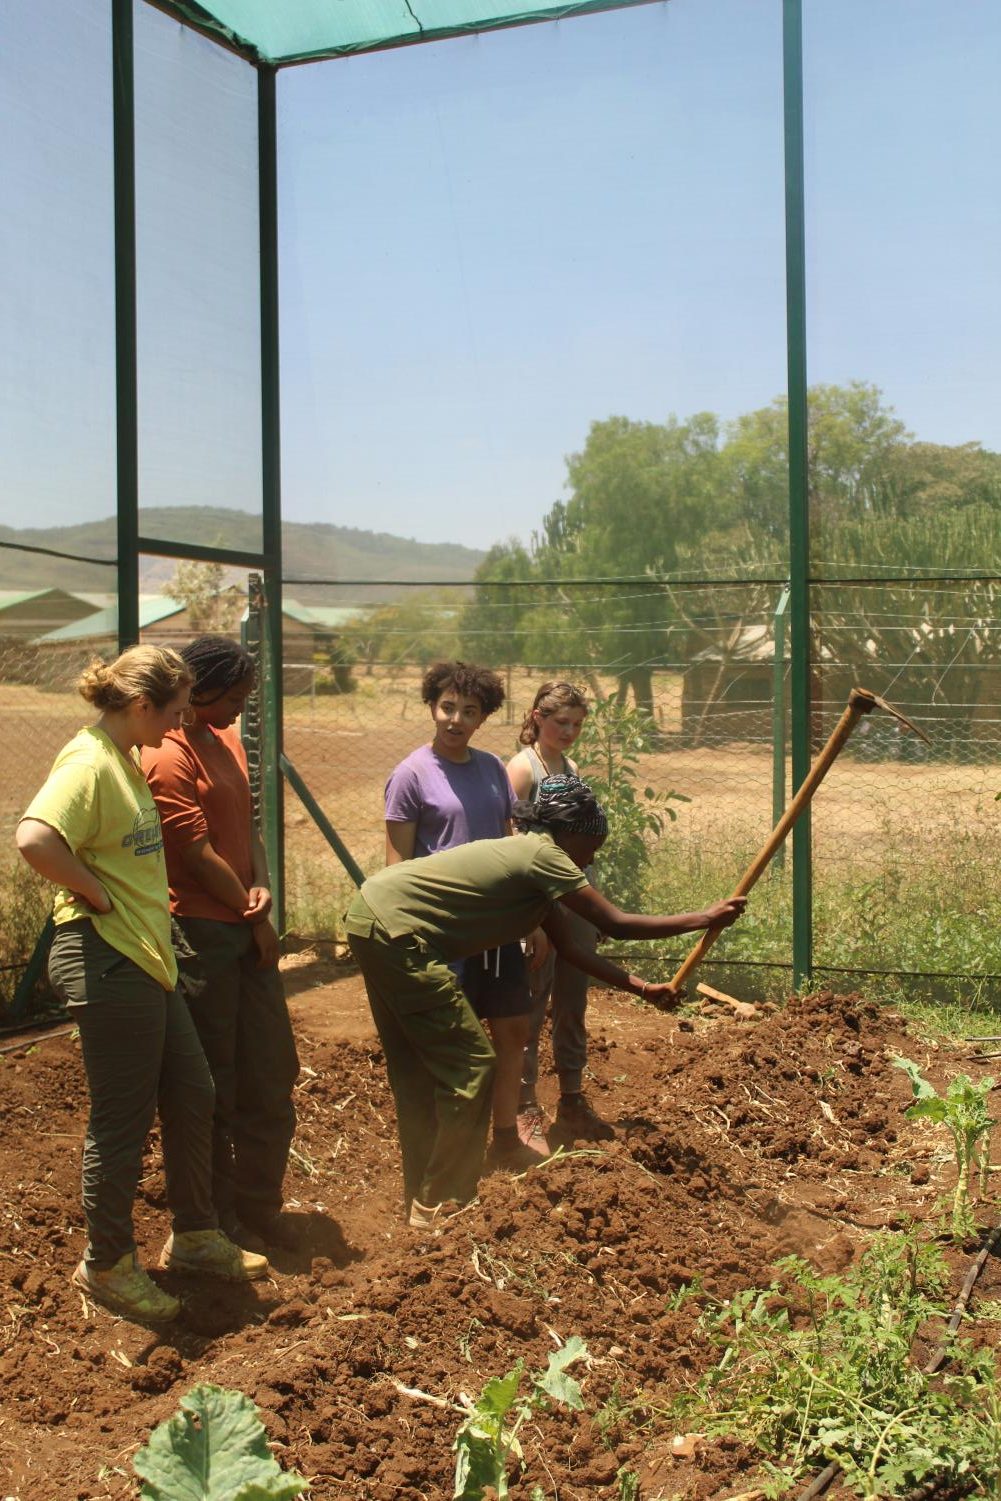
512;773;608;839
180;635;255;706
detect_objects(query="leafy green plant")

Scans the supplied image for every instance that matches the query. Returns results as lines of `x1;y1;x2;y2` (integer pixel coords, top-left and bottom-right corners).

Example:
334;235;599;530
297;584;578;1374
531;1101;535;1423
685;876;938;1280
893;1058;996;1239
576;698;688;911
674;1233;1001;1497
453;1336;590;1499
615;1467;640;1500
133;1383;308;1500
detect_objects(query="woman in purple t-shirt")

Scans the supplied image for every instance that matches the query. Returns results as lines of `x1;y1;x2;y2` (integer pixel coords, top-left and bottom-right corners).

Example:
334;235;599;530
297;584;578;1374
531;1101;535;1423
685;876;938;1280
385;661;544;1173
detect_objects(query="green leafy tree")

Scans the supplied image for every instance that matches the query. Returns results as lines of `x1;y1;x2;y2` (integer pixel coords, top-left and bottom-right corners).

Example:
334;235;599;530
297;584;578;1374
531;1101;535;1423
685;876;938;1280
458;540;534;667
575;698;688;911
813;507;1001;752
164;559;244;633
534;413;732;712
339;590;459;671
725;380;910;542
466;384;1001;741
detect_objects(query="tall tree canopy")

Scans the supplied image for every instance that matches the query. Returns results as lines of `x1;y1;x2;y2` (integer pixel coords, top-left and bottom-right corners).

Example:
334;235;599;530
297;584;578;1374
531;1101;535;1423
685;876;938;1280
460;383;1001;717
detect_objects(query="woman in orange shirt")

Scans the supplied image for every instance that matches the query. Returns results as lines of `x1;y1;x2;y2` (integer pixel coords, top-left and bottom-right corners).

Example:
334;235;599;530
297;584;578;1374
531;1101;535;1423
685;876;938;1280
143;635;299;1251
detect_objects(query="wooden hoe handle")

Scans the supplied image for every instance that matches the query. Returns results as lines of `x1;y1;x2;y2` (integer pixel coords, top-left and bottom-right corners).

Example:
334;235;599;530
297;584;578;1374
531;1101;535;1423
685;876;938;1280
668;687;880;996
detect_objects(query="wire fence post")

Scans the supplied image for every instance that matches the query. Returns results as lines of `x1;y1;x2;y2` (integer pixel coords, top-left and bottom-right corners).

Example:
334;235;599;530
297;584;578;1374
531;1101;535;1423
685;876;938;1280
259;63;285;931
783;0;812;992
112;0;139;648
772;584;790;868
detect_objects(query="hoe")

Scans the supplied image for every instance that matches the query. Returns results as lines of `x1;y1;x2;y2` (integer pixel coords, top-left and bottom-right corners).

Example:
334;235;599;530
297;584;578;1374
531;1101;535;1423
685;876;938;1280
668;687;930;1001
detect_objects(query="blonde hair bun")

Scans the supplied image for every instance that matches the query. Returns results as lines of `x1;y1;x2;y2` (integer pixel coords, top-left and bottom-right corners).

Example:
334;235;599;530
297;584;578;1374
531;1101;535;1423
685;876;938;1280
77;645;192;712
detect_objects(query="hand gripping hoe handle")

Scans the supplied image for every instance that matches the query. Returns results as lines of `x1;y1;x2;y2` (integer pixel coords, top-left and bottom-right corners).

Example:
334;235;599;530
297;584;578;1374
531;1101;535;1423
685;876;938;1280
667;687;930;997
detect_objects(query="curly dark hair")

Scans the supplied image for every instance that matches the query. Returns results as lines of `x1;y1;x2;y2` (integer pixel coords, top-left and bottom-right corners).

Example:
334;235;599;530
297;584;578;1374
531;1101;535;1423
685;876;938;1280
421;660;505;717
512;773;608;838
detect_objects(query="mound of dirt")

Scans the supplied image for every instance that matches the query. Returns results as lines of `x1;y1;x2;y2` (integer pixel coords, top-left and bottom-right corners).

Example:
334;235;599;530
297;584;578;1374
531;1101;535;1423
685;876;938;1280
0;982;993;1500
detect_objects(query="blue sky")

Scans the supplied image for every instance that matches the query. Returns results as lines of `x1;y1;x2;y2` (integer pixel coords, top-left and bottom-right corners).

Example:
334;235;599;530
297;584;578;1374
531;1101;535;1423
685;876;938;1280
1;0;1000;556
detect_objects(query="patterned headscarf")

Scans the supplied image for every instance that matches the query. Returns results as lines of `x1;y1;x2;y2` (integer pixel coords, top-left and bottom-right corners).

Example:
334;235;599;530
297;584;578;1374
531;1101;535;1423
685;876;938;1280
512;773;609;839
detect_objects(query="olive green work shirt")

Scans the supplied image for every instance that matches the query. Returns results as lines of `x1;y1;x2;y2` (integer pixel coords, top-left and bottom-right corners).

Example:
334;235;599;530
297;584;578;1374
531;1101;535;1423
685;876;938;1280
347;832;588;961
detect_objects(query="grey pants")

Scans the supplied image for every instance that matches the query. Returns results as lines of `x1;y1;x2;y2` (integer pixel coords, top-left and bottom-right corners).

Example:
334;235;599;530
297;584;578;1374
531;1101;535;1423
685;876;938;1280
522;907;598;1099
48;919;217;1269
175;917;299;1226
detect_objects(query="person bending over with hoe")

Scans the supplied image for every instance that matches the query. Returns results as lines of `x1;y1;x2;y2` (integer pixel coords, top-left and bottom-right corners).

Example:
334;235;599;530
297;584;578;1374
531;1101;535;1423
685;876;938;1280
347;773;745;1228
16;646;268;1328
384;660;544;1174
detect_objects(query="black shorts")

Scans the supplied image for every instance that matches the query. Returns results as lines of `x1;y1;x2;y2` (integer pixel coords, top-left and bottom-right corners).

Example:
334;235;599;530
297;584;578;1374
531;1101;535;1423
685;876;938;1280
456;941;532;1020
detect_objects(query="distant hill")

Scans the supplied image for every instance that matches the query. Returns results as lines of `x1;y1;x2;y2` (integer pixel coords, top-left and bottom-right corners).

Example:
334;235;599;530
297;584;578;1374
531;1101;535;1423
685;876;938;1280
0;509;485;602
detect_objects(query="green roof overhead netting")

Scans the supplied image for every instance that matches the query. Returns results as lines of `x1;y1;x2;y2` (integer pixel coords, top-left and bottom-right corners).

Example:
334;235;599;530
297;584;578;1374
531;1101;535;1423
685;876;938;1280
151;0;660;64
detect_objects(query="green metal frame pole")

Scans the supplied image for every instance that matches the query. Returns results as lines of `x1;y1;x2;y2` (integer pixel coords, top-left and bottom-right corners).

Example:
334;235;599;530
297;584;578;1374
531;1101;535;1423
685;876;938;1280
259;64;285;930
771;584;790;868
280;755;366;889
113;0;140;648
783;0;812;990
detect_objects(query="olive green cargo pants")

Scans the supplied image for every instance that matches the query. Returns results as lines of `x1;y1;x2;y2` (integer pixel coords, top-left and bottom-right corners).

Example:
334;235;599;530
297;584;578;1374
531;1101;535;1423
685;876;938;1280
175;917;299;1230
345;897;495;1213
47;919;217;1268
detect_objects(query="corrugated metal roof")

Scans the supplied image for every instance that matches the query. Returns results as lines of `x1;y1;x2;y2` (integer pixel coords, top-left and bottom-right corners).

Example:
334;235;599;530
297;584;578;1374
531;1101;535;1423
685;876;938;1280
0;589;58;610
37;596;186;642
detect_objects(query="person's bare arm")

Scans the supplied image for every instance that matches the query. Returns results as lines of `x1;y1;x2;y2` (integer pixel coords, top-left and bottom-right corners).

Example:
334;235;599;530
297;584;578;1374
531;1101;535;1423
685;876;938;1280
386;821;417;865
539;888;746;1007
540;903;677;1002
506;751;535;801
16;819;111;913
179;838;256;919
246;827;273;920
560;883;745;942
505;762;549;963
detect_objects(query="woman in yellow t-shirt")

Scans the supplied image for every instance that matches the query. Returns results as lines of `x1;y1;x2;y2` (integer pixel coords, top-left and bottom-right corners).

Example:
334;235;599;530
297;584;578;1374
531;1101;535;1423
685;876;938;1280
17;645;266;1326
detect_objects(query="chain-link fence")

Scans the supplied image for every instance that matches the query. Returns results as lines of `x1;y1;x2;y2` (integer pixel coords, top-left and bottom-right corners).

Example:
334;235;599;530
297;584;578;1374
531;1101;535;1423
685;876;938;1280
5;574;1001;1018
0;628;97;1019
279;577;1001;1002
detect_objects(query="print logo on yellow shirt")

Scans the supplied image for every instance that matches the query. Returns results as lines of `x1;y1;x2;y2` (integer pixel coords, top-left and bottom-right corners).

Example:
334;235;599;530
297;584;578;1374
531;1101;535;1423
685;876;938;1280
121;806;164;857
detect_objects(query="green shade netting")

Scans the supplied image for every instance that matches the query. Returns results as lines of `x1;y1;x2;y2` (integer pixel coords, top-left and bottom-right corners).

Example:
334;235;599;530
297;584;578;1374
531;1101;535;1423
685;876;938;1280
155;0;658;64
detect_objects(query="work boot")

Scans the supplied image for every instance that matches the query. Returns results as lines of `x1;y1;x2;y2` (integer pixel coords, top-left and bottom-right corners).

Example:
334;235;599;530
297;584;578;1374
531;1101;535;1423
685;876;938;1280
485;1127;548;1174
219;1216;269;1256
552;1092;616;1145
516;1101;551;1152
237;1209;299;1251
73;1252;180;1325
159;1229;269;1281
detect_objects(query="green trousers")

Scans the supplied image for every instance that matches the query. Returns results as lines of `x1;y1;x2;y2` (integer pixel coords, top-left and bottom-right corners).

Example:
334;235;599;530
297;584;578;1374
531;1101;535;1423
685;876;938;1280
175;918;299;1230
346;898;495;1212
48;919;217;1268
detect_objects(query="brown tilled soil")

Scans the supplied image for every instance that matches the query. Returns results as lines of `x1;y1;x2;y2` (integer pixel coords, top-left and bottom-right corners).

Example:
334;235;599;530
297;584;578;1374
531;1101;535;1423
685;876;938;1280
1;957;999;1500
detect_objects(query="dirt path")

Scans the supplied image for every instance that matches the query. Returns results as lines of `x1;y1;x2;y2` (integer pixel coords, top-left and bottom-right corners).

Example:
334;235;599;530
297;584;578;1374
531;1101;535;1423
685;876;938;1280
0;961;998;1500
